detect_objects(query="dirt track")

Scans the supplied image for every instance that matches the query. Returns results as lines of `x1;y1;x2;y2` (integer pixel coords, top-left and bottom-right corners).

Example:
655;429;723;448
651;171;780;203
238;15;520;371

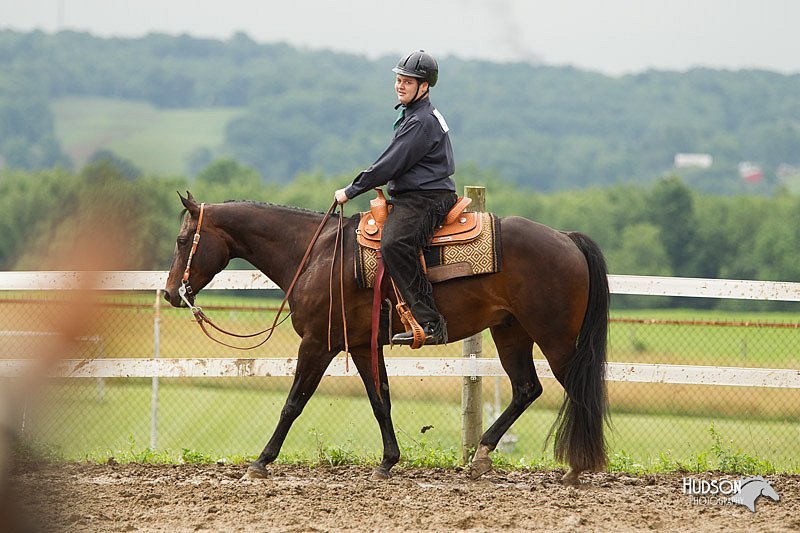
9;463;799;532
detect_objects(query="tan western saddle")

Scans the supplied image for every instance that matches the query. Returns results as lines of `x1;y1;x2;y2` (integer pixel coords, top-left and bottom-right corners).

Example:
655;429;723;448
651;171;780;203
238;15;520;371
356;189;482;250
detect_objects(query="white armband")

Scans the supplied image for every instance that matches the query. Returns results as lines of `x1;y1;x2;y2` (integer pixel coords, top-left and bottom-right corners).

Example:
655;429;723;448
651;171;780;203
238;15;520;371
432;109;450;133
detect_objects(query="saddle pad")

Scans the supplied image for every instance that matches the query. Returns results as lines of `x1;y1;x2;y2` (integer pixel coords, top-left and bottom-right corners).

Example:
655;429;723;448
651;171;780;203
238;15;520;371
355;212;502;289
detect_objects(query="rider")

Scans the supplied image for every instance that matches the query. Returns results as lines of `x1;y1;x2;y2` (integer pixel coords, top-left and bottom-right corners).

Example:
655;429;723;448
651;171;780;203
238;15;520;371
334;50;457;345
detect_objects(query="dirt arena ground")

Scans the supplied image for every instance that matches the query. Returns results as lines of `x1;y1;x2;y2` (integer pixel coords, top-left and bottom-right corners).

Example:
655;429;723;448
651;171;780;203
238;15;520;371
8;462;799;532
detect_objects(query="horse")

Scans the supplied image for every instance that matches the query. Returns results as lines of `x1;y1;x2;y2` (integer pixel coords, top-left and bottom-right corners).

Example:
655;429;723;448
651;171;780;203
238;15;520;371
163;192;610;484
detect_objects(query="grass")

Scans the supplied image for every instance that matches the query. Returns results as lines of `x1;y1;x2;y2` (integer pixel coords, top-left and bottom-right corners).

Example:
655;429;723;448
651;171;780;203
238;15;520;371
609;308;800;368
52;97;243;175
21;378;800;473
4;293;799;473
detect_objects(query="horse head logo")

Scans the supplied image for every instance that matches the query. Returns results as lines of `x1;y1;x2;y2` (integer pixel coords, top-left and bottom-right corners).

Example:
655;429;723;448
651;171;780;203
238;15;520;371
728;476;780;513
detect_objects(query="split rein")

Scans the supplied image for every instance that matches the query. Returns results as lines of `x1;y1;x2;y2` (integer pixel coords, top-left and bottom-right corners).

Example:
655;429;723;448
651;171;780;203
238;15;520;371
178;200;350;356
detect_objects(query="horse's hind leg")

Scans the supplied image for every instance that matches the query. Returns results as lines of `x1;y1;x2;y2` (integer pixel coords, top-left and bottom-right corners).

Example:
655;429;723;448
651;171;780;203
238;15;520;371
468;316;542;479
246;338;335;479
350;345;400;480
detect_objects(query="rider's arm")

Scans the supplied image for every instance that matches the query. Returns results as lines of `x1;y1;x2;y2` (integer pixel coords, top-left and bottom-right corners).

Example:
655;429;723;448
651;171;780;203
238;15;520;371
344;117;429;199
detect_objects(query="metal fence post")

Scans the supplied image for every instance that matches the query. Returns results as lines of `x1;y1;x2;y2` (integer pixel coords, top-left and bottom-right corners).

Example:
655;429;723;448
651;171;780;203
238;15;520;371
461;185;485;463
150;289;161;450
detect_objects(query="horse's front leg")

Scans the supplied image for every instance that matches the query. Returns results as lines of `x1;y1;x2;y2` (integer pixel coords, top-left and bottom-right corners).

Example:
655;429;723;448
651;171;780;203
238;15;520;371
245;338;335;479
351;345;400;480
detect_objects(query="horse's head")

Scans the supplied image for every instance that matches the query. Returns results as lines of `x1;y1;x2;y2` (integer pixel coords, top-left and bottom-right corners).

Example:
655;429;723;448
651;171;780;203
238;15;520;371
163;192;231;308
759;480;780;502
730;476;781;512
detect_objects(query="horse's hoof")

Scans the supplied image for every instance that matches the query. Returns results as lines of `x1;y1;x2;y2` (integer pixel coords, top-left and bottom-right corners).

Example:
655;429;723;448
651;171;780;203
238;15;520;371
561;469;581;486
468;457;492;479
370;467;391;480
242;465;269;480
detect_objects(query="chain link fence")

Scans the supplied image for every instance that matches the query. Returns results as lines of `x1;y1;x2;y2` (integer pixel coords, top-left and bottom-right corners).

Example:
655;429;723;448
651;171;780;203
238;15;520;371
2;290;798;471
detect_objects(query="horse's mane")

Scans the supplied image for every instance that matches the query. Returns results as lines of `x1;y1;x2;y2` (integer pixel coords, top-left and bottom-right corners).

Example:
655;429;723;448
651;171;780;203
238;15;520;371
223;199;325;216
177;199;329;226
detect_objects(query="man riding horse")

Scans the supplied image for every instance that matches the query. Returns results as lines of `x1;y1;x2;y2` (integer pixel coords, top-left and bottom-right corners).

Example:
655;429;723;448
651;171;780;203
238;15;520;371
334;50;456;346
165;49;610;483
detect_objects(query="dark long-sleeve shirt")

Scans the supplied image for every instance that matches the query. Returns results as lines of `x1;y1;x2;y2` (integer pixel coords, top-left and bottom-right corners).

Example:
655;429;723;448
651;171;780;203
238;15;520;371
345;98;456;199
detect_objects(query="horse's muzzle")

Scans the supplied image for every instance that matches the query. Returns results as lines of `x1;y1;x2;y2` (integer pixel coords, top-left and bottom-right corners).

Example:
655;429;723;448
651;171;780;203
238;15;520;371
163;288;189;308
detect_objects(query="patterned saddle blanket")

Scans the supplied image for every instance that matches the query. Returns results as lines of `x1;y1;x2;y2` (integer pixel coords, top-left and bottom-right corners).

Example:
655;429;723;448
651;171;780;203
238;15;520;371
354;211;502;289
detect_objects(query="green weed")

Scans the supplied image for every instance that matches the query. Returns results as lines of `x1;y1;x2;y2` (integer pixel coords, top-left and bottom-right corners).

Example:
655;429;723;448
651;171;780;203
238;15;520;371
399;429;461;468
180;448;214;464
311;428;370;466
708;423;776;475
609;450;646;474
653;449;712;473
315;446;364;466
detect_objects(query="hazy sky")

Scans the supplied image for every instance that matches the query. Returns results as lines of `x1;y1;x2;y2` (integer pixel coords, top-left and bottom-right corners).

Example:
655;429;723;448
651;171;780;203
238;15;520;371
1;0;798;76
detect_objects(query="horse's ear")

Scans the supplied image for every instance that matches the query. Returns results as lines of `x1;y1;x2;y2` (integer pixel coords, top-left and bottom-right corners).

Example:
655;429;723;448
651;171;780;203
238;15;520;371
178;190;199;216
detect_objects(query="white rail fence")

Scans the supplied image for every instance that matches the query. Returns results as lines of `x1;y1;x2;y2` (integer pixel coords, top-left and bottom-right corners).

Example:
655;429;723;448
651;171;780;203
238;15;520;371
1;270;799;389
4;270;799;453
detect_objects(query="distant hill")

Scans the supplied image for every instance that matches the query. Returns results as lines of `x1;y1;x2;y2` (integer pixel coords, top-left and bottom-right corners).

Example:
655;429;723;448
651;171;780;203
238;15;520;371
52;97;241;176
2;29;800;194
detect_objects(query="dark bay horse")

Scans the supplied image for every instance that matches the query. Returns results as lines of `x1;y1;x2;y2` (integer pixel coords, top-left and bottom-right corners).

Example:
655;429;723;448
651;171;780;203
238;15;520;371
163;192;610;483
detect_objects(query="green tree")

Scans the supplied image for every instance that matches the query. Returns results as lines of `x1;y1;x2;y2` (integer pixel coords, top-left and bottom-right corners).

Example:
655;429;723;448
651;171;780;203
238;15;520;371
646;175;698;276
5;29;800;192
86;150;142;181
750;195;800;282
195;158;261;188
607;223;671;276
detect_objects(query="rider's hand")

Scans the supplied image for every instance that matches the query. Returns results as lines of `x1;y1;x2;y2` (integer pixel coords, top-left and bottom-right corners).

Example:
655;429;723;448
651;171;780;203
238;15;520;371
334;188;349;205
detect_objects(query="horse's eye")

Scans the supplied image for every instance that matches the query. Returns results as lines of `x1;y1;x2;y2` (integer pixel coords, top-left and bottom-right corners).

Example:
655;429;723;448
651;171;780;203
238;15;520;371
177;237;189;246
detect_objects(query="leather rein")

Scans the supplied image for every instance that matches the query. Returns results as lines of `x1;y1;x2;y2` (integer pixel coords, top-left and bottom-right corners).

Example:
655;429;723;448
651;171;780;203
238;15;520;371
178;200;350;358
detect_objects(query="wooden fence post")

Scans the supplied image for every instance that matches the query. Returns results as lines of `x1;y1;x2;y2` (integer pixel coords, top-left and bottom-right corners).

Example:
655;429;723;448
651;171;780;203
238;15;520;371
461;185;484;463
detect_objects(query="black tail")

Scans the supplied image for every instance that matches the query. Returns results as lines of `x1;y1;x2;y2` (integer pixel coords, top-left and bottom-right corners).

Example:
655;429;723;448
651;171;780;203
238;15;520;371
551;232;610;472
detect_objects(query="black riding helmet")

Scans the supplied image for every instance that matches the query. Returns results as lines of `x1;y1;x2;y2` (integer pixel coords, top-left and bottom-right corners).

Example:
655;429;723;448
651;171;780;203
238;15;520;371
392;50;438;87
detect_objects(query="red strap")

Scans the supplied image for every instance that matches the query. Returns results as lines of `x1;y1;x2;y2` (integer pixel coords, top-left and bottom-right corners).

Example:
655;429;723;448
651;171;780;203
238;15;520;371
371;252;386;397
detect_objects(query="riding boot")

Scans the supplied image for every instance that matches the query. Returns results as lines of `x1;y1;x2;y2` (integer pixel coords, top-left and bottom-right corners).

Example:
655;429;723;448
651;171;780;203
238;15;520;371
391;317;448;345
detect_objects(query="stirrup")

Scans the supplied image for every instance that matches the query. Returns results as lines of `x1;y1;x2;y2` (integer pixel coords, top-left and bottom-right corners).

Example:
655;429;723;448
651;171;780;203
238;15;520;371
392;321;446;346
390;280;426;349
393;301;426;349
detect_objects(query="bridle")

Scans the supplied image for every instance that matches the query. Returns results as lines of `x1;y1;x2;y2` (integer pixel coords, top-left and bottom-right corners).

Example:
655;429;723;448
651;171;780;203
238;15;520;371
178;200;349;356
177;202;205;311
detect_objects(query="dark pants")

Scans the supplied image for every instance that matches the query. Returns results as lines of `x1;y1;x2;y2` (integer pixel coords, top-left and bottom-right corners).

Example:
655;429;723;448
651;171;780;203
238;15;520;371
381;190;458;324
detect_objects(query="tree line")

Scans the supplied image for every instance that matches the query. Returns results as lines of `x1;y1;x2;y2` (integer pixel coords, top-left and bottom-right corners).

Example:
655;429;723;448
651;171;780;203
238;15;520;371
1;158;798;309
2;30;800;194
